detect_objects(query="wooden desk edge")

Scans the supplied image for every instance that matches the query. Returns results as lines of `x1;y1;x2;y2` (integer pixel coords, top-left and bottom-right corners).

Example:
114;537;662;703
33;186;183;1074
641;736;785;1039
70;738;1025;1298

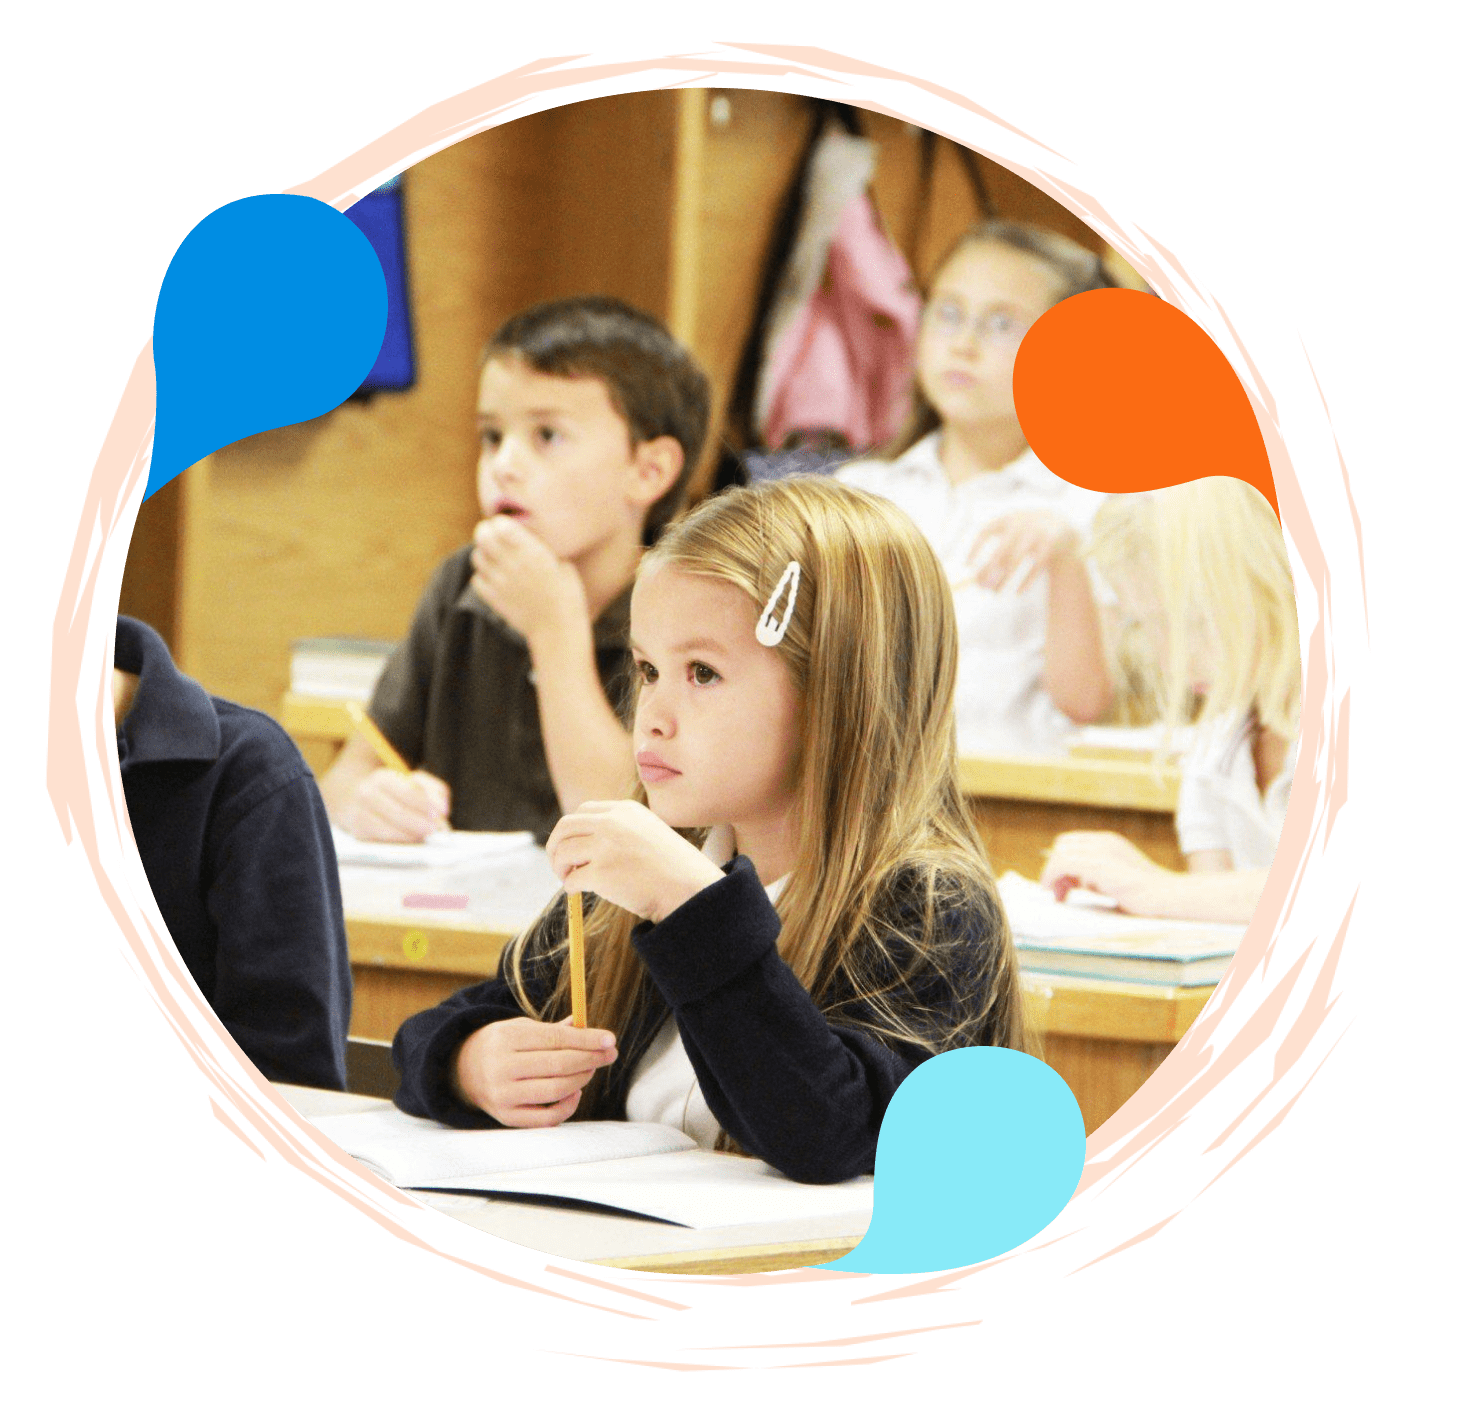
958;752;1180;812
345;914;1217;1042
347;916;513;978
1021;973;1215;1043
592;1235;861;1275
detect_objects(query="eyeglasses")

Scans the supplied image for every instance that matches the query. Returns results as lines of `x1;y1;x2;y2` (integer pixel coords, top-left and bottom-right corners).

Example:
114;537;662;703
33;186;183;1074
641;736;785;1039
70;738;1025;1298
922;299;1033;347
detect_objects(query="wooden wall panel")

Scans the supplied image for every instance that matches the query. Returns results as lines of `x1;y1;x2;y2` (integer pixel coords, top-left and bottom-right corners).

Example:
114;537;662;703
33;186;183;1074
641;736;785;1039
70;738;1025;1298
538;92;677;318
173;131;503;712
117;475;182;648
673;88;816;491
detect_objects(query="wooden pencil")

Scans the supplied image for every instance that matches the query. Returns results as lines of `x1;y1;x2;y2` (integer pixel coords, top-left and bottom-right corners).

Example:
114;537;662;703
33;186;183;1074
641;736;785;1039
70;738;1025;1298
344;701;411;775
568;891;587;1029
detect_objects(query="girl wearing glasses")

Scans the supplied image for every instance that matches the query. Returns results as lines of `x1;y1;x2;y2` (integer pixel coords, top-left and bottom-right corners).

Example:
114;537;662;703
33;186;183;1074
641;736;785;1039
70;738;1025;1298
839;221;1116;751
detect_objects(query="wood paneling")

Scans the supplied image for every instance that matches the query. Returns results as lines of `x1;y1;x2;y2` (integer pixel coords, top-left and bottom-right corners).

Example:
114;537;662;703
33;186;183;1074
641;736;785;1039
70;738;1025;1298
674;88;816;492
173;133;500;711
117;475;182;648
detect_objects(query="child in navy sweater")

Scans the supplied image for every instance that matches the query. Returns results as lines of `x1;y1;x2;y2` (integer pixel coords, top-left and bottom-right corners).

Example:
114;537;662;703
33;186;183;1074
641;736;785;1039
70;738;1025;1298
394;478;1027;1183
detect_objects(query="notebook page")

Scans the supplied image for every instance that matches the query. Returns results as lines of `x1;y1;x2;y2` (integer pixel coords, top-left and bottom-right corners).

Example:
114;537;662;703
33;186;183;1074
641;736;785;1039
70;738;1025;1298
429;1150;876;1230
315;1108;696;1185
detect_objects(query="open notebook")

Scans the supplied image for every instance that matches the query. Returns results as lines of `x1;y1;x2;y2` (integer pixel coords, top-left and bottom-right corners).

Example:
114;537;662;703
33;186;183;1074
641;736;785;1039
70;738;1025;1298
314;1107;874;1230
999;873;1245;985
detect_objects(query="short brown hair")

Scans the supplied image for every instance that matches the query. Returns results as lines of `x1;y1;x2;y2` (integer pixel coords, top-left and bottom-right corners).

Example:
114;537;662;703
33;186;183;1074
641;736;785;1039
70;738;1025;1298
483;297;711;542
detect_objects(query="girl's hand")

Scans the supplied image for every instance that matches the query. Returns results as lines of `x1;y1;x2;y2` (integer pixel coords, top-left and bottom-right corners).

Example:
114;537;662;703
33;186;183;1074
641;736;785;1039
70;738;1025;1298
964;510;1079;593
453;1017;618;1127
470;514;590;647
1039;831;1174;915
546;800;726;925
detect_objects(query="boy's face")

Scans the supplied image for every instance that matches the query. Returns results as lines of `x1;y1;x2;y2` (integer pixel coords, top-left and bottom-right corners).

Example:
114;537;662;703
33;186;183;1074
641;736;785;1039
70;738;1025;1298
476;355;652;563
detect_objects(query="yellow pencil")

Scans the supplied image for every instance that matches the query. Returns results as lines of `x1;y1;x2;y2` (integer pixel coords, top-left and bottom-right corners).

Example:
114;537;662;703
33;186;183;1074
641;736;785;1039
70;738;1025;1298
344;701;411;775
568;891;587;1029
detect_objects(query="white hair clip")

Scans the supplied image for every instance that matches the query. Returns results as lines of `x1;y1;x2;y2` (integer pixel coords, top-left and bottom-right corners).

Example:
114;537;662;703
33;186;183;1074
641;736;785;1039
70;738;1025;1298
755;561;802;647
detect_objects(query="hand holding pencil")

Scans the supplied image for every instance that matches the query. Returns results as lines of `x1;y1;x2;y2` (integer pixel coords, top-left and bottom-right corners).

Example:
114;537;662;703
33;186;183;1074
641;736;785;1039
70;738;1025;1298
340;702;452;842
545;800;726;927
452;1014;617;1128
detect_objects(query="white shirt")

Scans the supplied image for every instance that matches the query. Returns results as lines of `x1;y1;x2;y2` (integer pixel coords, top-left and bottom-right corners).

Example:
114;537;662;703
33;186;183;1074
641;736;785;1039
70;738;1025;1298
1176;717;1297;869
837;434;1105;752
623;827;789;1150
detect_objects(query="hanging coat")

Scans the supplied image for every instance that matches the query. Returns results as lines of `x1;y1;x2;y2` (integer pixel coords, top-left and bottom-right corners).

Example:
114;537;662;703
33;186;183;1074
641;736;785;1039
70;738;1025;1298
755;128;922;453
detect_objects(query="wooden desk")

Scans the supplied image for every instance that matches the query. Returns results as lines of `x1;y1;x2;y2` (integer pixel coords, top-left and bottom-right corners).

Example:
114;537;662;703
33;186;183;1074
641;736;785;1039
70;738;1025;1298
958;750;1183;879
1022;971;1212;1134
280;1085;866;1273
282;691;354;744
341;851;1213;1136
341;848;559;1044
281;691;354;776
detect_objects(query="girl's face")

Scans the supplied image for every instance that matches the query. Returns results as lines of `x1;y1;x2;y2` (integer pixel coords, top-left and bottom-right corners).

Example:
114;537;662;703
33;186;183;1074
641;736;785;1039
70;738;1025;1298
1107;558;1217;693
629;562;803;842
915;241;1067;428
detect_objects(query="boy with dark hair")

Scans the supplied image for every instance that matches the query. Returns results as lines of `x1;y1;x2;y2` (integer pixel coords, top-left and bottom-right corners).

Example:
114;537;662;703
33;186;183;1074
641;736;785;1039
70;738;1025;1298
115;615;352;1089
321;297;711;844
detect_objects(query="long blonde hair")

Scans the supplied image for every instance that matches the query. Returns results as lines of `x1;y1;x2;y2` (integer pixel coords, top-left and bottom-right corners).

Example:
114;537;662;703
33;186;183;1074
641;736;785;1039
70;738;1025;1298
1091;479;1301;740
505;477;1027;1122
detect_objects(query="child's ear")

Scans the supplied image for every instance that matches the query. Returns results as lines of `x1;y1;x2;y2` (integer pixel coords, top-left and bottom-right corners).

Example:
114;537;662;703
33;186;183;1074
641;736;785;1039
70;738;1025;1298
628;435;685;510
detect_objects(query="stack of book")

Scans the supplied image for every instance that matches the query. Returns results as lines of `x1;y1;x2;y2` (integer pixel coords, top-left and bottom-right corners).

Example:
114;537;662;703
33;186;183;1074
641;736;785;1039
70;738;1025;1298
289;637;396;701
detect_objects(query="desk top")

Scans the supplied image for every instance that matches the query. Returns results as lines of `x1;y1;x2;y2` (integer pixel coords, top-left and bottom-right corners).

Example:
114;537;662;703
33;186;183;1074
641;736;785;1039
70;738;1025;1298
281;1085;865;1273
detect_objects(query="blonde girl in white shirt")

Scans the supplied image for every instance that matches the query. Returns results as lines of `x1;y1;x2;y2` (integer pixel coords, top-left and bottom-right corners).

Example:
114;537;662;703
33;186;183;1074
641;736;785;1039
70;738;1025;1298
838;220;1117;749
1040;479;1301;923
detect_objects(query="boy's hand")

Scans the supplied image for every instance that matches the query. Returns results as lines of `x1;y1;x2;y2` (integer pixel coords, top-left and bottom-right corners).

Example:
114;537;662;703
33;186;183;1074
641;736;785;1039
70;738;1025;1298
342;768;451;842
454;1017;618;1126
1039;831;1172;915
546;801;726;925
964;510;1079;593
470;515;590;645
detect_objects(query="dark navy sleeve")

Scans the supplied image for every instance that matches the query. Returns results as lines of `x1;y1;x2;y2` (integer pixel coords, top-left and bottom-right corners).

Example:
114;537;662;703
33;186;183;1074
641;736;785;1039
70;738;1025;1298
631;857;988;1184
204;733;353;1091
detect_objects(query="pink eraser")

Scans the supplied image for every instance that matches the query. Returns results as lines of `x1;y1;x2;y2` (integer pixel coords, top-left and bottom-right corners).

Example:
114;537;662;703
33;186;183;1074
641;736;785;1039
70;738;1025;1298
402;892;470;910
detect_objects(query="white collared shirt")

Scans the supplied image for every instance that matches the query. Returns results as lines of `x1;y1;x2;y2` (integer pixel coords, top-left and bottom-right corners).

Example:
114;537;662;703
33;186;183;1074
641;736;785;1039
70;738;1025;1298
837;433;1105;753
1176;717;1297;869
623;828;789;1149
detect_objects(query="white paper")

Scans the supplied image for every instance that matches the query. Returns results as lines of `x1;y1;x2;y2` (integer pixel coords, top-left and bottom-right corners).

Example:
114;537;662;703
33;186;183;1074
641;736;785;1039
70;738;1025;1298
331;828;534;869
439;1150;875;1230
314;1108;697;1184
313;1107;873;1230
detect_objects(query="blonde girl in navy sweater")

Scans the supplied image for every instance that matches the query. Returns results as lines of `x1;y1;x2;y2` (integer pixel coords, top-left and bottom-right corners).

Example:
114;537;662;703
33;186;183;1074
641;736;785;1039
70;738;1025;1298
393;477;1026;1184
